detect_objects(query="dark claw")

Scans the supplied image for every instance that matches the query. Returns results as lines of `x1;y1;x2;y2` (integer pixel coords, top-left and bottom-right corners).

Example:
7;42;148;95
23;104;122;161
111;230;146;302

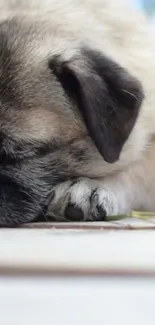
96;204;107;221
85;204;107;222
65;203;84;221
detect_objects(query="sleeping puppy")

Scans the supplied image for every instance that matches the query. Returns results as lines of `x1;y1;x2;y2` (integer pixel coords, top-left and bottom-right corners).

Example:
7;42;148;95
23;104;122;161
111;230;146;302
0;0;154;225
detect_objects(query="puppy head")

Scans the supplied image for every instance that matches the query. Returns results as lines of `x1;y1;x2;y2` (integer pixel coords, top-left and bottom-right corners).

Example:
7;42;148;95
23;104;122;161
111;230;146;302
0;17;143;161
0;17;143;225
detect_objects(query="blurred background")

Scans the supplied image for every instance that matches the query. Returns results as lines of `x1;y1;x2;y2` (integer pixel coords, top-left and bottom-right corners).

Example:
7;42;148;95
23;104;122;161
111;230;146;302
133;0;155;17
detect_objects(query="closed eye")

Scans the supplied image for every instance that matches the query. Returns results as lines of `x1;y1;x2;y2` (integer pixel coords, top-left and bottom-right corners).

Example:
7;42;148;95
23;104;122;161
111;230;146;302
0;131;61;165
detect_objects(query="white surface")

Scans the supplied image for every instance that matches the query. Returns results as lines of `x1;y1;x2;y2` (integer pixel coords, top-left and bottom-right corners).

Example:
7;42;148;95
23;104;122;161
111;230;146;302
0;228;155;273
0;228;155;325
0;277;155;325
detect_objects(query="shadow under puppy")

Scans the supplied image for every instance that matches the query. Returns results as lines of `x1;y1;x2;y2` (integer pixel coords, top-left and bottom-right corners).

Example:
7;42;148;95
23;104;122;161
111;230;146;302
0;0;154;226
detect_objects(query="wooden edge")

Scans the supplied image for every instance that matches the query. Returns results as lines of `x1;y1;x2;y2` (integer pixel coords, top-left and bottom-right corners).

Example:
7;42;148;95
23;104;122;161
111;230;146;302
18;223;155;230
1;265;155;278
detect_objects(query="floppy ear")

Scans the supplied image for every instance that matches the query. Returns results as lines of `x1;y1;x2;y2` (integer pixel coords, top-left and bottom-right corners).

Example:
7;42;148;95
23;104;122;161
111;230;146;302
50;48;144;163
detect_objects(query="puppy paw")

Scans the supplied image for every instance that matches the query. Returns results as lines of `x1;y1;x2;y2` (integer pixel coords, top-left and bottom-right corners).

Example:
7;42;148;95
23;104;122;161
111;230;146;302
46;178;117;221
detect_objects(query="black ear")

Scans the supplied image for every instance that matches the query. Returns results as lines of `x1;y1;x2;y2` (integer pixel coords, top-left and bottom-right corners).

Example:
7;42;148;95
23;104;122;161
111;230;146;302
50;49;144;163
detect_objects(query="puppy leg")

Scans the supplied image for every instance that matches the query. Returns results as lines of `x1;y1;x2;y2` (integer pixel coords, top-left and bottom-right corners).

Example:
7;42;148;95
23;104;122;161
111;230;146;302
47;155;155;221
46;177;132;221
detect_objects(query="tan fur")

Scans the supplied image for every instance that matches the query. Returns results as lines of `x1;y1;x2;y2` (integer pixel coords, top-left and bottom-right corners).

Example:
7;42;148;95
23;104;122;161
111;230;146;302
1;0;155;219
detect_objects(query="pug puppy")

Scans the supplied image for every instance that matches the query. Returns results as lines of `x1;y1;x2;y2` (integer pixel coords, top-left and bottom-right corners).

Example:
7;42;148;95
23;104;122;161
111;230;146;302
0;0;154;226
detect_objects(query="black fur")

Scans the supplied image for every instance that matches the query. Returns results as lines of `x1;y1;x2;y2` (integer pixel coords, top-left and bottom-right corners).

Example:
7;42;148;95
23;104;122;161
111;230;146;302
51;48;144;163
0;136;93;226
0;151;70;226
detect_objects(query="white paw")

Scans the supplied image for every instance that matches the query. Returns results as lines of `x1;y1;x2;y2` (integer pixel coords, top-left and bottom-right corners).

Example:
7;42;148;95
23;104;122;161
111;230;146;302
47;178;118;221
